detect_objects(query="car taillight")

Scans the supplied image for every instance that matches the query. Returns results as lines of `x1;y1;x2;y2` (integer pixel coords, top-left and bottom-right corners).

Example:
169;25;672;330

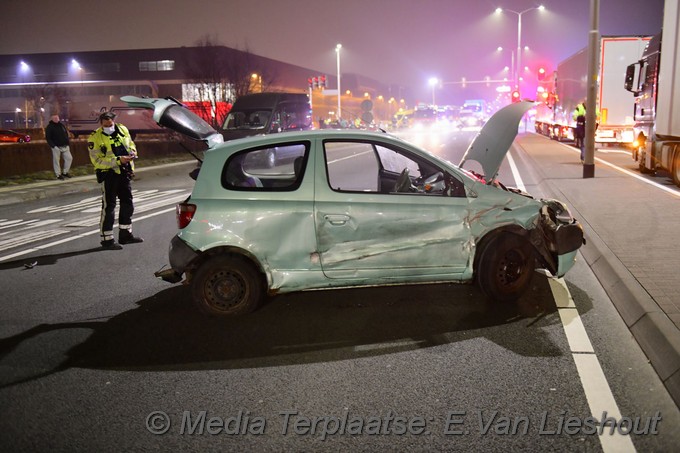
176;203;196;229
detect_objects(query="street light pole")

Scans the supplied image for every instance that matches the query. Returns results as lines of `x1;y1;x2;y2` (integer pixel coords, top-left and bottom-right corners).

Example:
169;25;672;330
496;5;545;92
516;13;522;89
336;44;342;119
583;0;600;179
428;77;438;106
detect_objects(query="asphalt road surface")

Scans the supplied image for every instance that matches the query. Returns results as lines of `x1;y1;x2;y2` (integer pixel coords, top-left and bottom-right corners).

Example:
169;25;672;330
1;129;679;451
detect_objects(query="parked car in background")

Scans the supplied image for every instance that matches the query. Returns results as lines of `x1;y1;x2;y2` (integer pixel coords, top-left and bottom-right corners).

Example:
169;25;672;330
123;96;584;317
220;93;313;167
0;129;31;143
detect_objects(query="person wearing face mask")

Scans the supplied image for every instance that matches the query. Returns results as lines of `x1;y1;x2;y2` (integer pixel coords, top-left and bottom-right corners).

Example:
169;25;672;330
88;111;143;250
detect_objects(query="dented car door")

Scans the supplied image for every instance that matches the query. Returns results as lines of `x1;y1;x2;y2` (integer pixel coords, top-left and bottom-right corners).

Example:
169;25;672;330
314;139;471;280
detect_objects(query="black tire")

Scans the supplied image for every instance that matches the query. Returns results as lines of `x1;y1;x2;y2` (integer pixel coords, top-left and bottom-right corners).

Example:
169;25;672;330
475;232;535;303
637;147;651;174
191;255;264;316
18;138;25;143
672;147;680;188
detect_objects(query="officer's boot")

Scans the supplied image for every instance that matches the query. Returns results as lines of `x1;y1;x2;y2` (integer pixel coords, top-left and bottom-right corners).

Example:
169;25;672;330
119;229;144;244
101;239;123;250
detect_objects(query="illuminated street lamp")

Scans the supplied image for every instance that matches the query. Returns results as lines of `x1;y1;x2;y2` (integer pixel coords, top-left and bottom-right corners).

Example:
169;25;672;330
335;44;342;119
428;77;439;106
251;73;262;92
496;46;515;81
495;5;545;90
19;61;31;128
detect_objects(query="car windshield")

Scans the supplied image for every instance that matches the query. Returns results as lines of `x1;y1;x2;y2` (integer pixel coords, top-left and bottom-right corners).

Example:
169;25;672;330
223;110;271;130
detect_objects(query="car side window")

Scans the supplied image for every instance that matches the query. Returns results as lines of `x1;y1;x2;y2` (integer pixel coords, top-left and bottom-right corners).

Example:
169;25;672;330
375;145;422;177
222;141;309;191
324;139;466;197
324;141;380;192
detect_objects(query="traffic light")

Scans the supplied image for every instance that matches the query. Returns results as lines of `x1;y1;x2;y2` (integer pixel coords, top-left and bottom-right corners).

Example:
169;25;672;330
511;90;521;103
538;67;546;81
313;77;319;89
307;77;313;89
319;75;326;88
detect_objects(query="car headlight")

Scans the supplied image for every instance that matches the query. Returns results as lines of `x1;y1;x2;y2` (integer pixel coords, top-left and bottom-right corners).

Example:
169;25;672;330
546;200;574;223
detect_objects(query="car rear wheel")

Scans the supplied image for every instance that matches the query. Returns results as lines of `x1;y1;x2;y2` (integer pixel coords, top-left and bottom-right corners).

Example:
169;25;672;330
476;232;535;303
191;255;264;316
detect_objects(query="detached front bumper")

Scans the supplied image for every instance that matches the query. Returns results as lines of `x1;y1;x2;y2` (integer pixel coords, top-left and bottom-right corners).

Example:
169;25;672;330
154;234;199;283
552;220;585;277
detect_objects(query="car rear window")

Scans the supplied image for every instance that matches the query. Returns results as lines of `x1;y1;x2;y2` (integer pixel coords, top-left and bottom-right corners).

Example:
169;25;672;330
221;141;310;191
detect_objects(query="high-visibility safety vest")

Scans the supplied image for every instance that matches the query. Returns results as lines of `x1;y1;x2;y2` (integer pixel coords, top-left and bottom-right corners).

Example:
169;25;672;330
572;104;586;120
88;124;137;174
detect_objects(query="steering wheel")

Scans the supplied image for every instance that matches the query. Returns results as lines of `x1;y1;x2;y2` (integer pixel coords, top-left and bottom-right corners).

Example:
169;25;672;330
395;168;411;192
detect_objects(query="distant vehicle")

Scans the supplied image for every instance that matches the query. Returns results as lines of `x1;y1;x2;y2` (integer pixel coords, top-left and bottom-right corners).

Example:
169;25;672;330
408;107;437;130
0;129;30;143
535;36;651;145
459;100;488;128
221;92;312;139
393;108;414;128
220;93;313;168
123;95;584;316
625;19;680;185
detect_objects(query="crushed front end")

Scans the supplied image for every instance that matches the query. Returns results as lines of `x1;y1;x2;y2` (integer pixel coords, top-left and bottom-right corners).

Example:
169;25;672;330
531;199;585;277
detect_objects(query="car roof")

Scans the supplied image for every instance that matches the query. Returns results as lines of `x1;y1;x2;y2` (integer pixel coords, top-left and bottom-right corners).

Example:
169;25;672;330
217;129;401;148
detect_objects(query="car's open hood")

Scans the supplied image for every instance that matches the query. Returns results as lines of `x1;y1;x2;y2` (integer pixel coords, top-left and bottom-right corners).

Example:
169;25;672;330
459;101;534;183
121;96;224;148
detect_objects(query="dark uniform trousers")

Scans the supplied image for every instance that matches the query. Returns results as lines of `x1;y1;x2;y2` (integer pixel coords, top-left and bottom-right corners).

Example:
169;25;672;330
100;170;134;240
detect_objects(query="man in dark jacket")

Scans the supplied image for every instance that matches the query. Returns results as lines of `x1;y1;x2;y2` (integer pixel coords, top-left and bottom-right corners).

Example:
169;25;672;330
45;113;73;180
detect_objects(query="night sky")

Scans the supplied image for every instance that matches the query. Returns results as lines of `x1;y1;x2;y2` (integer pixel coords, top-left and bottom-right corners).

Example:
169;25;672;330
2;0;664;103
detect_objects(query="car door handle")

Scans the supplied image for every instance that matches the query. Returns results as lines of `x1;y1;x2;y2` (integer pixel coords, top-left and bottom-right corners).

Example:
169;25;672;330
324;214;351;226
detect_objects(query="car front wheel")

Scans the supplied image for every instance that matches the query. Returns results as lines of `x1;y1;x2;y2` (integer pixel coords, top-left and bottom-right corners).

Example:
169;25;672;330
476;232;535;303
191;255;264;316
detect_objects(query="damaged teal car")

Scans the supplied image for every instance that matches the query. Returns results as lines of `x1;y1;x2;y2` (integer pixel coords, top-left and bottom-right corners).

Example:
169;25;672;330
123;96;584;316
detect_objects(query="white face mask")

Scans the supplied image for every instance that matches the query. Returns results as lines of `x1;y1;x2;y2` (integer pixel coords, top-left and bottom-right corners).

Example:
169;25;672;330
103;126;115;134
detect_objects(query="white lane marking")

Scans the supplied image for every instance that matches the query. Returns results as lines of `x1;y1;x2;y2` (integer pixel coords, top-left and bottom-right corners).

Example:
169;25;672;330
0;229;72;249
327;150;372;164
596;149;632;155
0;219;38;229
558;141;680;198
508;150;635;453
550;279;635;453
0;219;63;235
0;191;189;250
27;196;101;214
0;207;176;262
67;193;189;226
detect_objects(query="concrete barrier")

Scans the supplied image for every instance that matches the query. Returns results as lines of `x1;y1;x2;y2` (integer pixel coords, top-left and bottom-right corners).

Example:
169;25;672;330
0;139;203;178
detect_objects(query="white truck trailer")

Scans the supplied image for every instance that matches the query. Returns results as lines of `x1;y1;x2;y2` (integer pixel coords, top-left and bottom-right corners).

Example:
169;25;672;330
624;0;680;186
535;36;651;145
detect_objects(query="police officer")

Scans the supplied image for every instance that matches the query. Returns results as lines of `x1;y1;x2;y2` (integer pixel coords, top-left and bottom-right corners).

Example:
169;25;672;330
88;111;143;250
572;103;586;162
